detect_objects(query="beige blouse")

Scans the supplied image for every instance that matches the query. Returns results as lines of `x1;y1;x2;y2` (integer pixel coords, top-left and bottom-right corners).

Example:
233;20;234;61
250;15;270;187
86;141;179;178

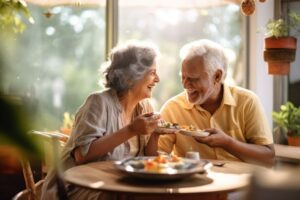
41;88;153;200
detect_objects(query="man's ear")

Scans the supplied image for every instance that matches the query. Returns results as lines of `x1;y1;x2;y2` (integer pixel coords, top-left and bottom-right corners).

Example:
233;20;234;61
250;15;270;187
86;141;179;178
214;69;223;83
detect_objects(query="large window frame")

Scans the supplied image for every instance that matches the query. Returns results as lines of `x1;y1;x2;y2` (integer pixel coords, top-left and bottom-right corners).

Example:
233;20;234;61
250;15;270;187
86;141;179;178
2;0;247;130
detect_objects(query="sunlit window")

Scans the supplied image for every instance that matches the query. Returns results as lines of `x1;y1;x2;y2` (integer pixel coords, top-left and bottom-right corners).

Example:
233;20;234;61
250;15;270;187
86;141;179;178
2;3;106;130
1;0;245;131
119;0;245;110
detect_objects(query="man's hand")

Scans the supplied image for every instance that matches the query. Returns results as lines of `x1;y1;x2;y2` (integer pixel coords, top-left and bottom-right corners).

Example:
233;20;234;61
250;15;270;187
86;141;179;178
193;128;233;148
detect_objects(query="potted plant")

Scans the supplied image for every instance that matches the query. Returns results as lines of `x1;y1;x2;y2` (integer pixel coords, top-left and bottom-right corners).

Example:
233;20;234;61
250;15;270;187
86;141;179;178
264;12;300;75
272;102;300;147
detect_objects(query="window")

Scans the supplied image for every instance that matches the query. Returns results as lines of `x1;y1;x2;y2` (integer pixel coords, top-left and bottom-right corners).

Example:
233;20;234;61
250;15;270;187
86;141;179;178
2;2;106;130
1;0;245;130
119;0;245;109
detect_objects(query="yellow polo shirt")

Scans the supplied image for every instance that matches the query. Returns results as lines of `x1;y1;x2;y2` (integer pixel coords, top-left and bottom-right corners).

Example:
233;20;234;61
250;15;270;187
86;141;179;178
158;84;273;161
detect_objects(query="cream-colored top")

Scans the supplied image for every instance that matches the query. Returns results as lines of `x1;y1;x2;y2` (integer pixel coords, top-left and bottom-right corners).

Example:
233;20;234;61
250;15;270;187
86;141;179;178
69;89;152;160
158;84;273;161
41;89;153;200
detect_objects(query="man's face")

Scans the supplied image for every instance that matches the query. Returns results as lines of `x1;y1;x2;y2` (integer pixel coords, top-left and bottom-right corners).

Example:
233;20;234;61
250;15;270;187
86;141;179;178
181;56;216;105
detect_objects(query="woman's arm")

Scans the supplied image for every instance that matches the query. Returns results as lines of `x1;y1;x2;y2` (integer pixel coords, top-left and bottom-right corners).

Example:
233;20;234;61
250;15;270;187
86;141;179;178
74;113;159;164
74;125;135;164
144;132;160;156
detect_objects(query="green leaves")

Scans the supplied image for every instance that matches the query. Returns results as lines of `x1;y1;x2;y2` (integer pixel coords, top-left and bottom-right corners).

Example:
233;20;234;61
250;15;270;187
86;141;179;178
266;12;300;38
272;102;300;137
266;19;289;37
0;96;42;157
0;0;34;35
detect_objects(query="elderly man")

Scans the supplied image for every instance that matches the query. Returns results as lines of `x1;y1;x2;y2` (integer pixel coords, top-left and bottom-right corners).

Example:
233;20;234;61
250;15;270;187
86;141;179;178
158;39;275;167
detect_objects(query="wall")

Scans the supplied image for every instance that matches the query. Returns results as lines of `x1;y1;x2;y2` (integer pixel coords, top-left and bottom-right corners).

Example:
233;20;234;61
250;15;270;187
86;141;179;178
290;2;300;84
249;0;274;133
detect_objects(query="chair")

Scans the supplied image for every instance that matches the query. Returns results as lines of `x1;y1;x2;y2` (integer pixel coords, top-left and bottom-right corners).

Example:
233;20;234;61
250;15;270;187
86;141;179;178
12;131;69;200
30;131;69;177
12;179;44;200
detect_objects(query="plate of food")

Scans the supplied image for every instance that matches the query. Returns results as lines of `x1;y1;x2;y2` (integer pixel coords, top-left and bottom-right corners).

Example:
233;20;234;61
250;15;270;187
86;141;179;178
114;155;210;180
155;121;181;134
179;125;210;137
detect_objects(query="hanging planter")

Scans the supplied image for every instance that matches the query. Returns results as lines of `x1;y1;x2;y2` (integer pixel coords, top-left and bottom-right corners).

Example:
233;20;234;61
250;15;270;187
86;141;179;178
263;12;300;75
263;36;297;75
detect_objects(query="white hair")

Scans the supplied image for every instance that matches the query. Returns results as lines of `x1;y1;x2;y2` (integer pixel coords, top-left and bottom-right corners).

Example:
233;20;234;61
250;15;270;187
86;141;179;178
179;39;228;82
102;40;159;95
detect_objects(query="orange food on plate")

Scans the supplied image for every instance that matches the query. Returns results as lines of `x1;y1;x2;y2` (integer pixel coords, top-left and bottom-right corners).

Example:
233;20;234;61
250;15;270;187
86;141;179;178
153;155;168;163
170;154;181;162
141;154;183;172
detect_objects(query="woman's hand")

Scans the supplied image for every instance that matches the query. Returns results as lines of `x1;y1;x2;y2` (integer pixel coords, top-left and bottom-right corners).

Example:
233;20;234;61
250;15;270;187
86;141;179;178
128;112;161;136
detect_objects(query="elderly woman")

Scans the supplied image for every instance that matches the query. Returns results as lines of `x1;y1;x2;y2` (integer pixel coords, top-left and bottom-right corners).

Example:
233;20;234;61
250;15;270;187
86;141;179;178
41;40;161;200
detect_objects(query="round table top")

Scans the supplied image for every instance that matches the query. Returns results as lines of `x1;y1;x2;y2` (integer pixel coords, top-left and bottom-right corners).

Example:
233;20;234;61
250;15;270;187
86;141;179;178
64;159;260;194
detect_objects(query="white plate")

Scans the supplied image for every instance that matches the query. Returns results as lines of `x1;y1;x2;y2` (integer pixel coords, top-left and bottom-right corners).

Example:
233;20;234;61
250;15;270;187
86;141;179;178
179;129;210;137
114;156;210;180
155;127;180;134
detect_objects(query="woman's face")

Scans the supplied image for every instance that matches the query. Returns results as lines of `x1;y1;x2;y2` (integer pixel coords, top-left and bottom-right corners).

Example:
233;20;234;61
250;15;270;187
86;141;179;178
131;61;160;100
181;56;216;105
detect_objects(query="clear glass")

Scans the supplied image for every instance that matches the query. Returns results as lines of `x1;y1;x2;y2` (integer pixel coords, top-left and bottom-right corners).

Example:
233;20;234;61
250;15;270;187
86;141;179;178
287;1;300;107
119;0;245;110
1;4;106;130
1;0;245;131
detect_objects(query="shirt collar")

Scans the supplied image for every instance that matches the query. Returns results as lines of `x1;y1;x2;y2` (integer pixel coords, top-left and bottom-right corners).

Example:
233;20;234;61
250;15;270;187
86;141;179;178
223;84;236;106
109;89;122;113
181;84;236;110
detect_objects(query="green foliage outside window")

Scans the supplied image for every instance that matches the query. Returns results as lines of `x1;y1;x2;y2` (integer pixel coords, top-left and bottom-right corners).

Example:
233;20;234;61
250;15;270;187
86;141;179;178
2;4;105;130
2;2;243;133
0;0;34;35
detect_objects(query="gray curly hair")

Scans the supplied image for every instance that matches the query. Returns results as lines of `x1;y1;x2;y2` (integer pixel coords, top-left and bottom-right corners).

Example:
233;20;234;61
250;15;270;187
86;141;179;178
179;39;228;82
102;40;159;95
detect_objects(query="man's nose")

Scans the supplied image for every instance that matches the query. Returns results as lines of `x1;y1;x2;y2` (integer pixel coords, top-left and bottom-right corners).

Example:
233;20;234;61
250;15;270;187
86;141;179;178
182;77;190;88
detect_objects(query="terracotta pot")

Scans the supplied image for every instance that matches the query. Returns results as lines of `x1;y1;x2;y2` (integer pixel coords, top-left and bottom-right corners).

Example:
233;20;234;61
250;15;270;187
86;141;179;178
287;136;300;147
266;62;290;75
265;36;297;49
264;37;297;75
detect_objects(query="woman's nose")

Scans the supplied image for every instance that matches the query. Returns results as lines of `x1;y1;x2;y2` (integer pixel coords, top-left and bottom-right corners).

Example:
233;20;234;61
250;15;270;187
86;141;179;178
155;73;160;83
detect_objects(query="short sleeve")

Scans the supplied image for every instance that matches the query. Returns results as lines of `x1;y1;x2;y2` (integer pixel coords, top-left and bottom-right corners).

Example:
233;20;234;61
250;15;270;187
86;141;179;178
71;93;108;156
244;94;273;145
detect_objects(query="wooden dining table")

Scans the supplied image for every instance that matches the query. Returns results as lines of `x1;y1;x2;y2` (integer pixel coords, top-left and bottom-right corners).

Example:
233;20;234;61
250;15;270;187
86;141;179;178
64;159;260;200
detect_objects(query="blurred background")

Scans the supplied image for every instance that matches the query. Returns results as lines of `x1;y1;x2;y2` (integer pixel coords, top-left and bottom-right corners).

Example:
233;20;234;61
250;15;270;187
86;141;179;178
1;0;300;199
1;0;245;131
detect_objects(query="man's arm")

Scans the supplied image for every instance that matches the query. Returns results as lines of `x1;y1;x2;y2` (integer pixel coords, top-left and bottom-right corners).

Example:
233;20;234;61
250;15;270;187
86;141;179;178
194;128;275;167
224;138;275;167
